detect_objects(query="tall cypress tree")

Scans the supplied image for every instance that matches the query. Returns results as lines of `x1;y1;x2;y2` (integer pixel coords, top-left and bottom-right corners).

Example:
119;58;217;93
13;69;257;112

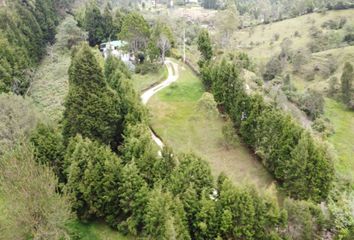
341;62;353;106
62;44;122;150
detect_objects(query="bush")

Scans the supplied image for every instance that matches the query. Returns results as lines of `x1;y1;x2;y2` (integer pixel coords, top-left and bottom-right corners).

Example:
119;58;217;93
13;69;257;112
263;56;283;81
312;117;335;137
344;33;354;44
197;92;219;118
135;62;160;75
299;90;325;120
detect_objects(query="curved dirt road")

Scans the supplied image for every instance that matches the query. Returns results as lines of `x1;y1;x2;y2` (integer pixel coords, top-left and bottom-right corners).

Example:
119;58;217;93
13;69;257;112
140;59;179;148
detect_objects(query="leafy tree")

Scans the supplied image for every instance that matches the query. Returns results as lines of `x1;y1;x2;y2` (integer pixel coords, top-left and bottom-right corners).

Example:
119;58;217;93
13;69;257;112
284;198;326;240
299;90;325;120
30;123;66;182
64;135;122;221
341;62;354;107
0;144;71;240
0;94;39;155
83;2;104;46
62;44;123;150
56;15;87;51
215;1;240;48
197;29;213;68
263;55;283;81
119;12;150;53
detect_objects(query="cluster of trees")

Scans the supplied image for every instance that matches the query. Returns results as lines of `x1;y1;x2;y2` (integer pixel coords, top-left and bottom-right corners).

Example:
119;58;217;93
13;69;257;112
79;3;174;64
0;0;62;95
199;34;334;202
24;43;292;239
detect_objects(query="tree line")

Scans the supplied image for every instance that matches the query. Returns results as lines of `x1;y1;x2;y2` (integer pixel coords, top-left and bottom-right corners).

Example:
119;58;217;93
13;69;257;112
26;43;286;239
0;0;69;95
198;30;335;202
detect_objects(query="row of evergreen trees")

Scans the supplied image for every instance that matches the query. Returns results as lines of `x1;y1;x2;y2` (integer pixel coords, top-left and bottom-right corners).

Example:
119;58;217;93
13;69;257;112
0;0;63;94
198;35;334;202
29;43;291;239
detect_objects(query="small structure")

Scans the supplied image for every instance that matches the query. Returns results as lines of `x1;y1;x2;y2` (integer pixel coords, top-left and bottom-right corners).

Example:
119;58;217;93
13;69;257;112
100;40;135;70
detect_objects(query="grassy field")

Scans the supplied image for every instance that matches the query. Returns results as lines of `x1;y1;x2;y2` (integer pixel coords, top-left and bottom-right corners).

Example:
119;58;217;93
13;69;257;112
233;9;354;63
68;221;133;240
324;98;354;179
29;50;70;122
132;65;168;93
148;60;274;190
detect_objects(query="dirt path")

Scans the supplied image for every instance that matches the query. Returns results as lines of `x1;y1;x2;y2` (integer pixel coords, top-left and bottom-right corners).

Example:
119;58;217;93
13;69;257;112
140;58;179;148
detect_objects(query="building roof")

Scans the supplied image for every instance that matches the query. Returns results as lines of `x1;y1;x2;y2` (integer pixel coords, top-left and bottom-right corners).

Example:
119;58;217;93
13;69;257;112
105;40;127;48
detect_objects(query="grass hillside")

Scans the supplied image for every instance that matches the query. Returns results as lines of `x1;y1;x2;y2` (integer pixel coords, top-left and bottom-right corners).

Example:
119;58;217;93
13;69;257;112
230;9;354;183
234;9;354;63
324;98;354;180
148;60;274;190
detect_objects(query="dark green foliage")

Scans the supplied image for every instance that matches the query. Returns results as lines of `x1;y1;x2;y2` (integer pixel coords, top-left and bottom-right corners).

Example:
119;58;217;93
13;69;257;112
143;186;190;239
201;59;334;201
341;62;354;108
104;56;147;127
284;198;326;240
62;44;123;150
118;12;150;52
263;56;283;81
169;153;213;196
0;0;59;94
299;90;325;120
197;29;213;68
30;123;66;182
83;3;104;46
152;146;177;183
64;135;122;221
217;178;285;239
119;123;156;184
118;162;149;234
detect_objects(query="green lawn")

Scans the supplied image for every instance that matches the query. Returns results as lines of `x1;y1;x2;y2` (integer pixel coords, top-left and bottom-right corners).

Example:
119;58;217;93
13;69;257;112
67;220;133;240
324;98;354;179
148;61;274;190
132;65;168;93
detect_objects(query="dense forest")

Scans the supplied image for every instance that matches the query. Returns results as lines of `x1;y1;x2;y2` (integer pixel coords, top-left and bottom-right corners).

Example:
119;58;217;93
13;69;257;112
1;0;354;239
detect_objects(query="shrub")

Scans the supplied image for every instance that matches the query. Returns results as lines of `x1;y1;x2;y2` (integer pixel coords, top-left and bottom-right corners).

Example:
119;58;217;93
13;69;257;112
197;92;219;118
135;62;160;75
263;56;283;81
312;117;335;137
299;90;325;120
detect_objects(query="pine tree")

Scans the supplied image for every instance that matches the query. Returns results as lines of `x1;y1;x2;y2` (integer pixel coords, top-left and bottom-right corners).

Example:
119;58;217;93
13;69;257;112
119;123;156;184
84;2;104;46
64;135;122;220
30;123;66;182
143;186;190;239
197;29;213;68
118;162;149;235
62;44;123;150
169;153;214;196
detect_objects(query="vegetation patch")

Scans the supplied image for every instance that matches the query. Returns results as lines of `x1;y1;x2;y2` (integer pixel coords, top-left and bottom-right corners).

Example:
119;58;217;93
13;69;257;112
149;60;273;189
324;98;354;177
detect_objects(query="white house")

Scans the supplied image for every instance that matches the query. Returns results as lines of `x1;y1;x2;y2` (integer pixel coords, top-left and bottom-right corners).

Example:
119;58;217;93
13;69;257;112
100;40;135;70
